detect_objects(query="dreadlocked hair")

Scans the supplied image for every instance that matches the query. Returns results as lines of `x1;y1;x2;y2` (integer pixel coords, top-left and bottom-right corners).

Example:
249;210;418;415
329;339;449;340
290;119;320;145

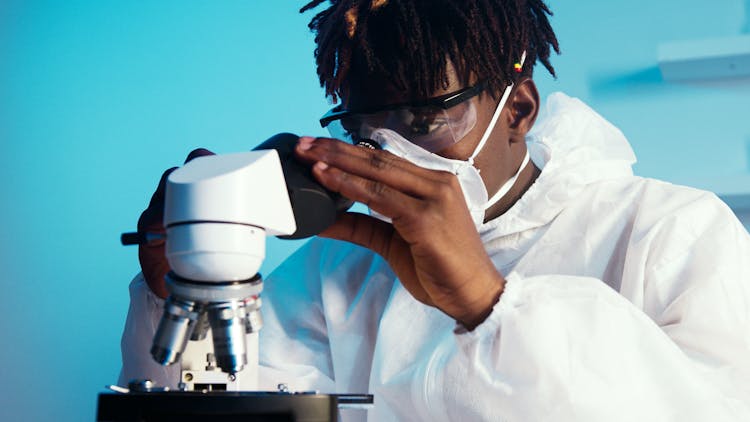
300;0;560;103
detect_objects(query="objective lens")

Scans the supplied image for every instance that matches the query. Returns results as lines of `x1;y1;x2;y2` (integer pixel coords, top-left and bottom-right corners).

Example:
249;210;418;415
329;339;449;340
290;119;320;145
151;297;200;366
190;311;210;341
207;301;248;374
244;297;263;333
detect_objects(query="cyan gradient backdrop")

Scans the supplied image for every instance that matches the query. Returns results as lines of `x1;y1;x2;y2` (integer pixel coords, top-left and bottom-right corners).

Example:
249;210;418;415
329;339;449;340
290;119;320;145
1;1;748;420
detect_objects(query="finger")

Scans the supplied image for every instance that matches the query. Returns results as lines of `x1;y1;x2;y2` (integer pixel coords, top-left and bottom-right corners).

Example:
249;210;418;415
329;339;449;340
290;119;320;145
299;136;443;181
139;242;170;299
184;148;215;163
320;211;396;258
138;148;215;232
137;149;214;300
138;166;178;232
320;212;434;306
138;166;181;299
297;137;450;196
312;161;420;221
292;136;321;166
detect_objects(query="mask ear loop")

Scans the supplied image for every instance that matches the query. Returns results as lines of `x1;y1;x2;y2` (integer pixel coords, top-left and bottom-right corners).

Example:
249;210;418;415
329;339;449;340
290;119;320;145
483;149;530;210
467;51;527;167
467;83;514;166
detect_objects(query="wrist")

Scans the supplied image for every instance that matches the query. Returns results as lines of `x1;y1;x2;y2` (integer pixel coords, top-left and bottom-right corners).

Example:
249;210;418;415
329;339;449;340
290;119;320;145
455;272;505;330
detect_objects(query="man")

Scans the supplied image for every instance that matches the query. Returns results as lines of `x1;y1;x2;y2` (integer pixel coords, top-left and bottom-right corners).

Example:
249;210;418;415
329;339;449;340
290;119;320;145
121;1;750;420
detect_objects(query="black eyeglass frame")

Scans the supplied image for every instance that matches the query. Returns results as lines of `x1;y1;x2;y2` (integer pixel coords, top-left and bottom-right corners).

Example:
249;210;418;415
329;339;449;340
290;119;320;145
319;81;488;128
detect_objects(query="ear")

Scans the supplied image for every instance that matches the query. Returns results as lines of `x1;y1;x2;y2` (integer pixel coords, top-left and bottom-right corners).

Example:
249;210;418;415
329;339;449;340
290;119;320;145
507;78;540;142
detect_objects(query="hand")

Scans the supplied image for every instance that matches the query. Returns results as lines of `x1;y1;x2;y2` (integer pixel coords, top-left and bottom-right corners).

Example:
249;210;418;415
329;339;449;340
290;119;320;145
137;148;215;299
295;137;505;329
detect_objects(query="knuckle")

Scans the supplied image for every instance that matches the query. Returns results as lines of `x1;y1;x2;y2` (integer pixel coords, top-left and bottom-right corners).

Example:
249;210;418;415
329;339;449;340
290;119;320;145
416;200;433;217
440;171;460;186
365;179;388;198
434;172;461;198
330;168;348;191
368;151;393;171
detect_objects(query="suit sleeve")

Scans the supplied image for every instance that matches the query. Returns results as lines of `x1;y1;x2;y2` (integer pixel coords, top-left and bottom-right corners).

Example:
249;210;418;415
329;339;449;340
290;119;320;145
256;238;337;393
118;273;180;388
418;196;750;422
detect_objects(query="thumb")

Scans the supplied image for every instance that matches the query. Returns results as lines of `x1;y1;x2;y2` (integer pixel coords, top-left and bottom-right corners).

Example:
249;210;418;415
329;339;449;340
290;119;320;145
320;212;434;306
319;212;396;258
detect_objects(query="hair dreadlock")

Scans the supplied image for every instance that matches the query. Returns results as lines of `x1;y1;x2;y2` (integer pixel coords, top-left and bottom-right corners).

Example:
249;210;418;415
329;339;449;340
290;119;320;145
300;0;560;104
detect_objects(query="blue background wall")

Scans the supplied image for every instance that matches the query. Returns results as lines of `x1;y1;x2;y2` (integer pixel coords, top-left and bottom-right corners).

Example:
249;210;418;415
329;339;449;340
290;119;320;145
1;1;748;420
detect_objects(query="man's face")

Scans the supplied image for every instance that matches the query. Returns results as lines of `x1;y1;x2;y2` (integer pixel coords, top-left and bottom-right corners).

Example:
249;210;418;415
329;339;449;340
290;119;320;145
338;59;538;224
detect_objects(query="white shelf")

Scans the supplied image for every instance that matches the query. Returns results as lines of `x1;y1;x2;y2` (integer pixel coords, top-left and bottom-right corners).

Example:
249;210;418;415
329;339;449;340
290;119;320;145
658;35;750;81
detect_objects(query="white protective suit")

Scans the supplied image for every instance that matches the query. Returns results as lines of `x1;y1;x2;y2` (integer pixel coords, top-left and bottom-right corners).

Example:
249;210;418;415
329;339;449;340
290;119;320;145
120;93;750;421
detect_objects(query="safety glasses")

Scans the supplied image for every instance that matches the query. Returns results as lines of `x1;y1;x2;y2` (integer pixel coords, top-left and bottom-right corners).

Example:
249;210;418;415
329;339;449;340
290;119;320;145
319;81;486;153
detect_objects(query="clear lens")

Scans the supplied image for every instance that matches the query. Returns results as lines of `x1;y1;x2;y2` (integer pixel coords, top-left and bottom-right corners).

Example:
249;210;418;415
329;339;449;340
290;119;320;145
326;100;478;153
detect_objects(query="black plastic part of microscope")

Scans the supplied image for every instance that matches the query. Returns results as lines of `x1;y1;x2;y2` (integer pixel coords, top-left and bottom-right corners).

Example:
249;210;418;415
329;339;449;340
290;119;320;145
254;133;354;240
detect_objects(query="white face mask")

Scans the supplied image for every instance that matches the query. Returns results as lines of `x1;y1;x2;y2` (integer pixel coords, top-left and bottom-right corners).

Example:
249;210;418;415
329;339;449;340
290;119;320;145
368;83;531;227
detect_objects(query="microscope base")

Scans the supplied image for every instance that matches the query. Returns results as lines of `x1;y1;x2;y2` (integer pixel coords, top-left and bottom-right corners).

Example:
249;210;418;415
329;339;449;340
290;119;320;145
96;391;372;422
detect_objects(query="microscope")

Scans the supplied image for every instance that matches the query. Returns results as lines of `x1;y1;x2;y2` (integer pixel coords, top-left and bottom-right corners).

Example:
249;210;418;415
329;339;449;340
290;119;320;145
98;134;371;421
